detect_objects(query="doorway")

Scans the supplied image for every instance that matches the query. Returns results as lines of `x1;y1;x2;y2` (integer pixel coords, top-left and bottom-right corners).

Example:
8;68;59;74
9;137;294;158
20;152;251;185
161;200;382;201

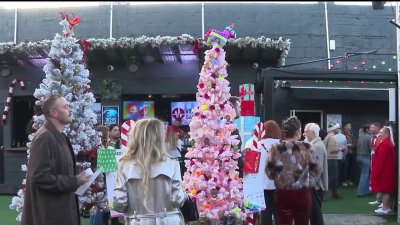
290;110;323;135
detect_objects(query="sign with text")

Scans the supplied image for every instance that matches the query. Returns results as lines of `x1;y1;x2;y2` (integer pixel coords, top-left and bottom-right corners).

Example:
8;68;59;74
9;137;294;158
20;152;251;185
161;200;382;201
171;101;198;125
102;106;119;126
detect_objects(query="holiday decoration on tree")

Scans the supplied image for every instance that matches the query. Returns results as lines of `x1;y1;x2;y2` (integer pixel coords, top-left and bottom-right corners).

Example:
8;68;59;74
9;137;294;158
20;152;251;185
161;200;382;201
10;12;101;221
0;35;291;67
239;83;255;117
183;24;246;221
1;79;25;125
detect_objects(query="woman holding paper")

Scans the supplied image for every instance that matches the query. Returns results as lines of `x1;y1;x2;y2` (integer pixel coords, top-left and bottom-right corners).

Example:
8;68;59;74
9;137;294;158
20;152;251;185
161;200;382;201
266;116;320;225
113;118;188;225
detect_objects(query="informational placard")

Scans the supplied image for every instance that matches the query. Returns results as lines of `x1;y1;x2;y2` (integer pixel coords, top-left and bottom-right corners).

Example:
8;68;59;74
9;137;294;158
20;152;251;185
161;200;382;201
327;114;342;128
171;101;198;125
243;148;266;212
102;106;119;126
106;148;127;217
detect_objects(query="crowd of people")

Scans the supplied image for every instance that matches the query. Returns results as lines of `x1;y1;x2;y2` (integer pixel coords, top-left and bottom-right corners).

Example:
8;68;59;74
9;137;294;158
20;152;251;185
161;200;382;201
21;94;396;225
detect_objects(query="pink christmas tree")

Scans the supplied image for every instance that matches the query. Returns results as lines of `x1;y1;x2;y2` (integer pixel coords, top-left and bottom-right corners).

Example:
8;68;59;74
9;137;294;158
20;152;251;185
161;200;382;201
182;25;246;221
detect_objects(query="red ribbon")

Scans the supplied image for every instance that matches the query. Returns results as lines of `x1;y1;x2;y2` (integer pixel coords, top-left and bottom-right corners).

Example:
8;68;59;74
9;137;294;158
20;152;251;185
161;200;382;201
193;39;200;56
81;39;91;59
239;86;255;100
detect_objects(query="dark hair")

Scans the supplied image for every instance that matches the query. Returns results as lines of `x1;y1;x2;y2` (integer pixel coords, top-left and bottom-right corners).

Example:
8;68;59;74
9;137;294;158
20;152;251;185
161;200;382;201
264;120;282;139
362;124;370;132
319;129;328;140
229;96;241;108
281;116;301;139
371;122;381;129
41;95;62;118
96;125;109;139
109;124;119;131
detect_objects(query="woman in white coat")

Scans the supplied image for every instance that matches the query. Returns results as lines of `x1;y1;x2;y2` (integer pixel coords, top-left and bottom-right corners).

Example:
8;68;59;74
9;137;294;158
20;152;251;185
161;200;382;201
113;118;188;225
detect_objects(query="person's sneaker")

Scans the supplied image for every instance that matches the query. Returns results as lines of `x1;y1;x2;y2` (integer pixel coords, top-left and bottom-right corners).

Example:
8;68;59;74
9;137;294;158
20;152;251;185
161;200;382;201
348;181;354;186
342;182;348;187
378;203;383;208
369;200;381;205
375;208;391;214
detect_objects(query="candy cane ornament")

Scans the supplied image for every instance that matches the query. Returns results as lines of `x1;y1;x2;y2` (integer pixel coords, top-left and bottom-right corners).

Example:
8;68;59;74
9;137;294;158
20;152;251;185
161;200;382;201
120;120;135;149
1;79;25;125
251;122;265;151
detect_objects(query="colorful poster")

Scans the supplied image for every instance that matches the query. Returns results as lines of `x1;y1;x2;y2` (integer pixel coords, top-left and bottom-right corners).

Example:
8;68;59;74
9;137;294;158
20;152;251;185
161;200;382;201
123;101;155;120
92;103;102;125
102;106;119;126
327;114;342;128
243;148;266;212
171;101;198;125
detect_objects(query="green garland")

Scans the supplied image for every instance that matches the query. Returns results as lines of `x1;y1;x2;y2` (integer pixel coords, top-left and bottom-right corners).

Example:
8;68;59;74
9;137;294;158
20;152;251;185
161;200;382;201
100;79;122;100
0;34;291;66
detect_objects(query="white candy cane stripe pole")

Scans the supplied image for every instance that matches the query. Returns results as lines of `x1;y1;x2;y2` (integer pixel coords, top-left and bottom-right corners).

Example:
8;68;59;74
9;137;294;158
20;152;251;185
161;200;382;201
252;122;265;150
120;120;135;149
1;79;25;125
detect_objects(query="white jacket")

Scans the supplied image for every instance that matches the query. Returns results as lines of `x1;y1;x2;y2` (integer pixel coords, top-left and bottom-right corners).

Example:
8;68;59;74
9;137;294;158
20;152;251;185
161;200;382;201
113;158;187;225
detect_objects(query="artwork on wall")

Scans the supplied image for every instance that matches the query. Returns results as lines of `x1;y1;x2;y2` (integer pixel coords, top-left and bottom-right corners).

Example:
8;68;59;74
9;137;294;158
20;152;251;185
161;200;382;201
102;106;119;126
122;101;155;120
327;114;342;128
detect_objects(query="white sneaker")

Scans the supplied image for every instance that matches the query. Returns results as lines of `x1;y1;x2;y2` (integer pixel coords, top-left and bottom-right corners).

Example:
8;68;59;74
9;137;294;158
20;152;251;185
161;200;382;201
375;208;391;214
378;203;383;208
369;200;381;205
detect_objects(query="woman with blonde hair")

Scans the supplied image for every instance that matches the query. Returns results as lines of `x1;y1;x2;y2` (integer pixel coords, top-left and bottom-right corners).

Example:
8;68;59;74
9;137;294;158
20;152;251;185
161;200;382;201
113;118;188;225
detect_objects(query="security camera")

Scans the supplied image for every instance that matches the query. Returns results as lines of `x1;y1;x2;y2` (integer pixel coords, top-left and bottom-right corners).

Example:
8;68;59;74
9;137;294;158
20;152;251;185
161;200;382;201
253;62;259;69
107;65;114;71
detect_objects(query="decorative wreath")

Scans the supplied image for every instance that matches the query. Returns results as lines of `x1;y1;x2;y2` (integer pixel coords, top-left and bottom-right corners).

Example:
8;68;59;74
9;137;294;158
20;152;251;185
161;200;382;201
100;79;122;100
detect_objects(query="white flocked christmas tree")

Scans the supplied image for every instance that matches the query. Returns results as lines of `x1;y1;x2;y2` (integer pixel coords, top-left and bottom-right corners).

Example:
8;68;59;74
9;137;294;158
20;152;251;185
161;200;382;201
10;13;101;221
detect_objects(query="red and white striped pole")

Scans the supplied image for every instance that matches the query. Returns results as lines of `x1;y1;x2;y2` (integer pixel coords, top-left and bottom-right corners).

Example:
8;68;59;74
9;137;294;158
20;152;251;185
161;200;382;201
1;79;25;125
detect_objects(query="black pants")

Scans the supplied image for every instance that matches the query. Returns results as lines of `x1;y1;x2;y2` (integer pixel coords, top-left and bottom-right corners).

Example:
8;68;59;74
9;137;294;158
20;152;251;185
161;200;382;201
310;189;324;225
328;159;339;195
261;190;277;225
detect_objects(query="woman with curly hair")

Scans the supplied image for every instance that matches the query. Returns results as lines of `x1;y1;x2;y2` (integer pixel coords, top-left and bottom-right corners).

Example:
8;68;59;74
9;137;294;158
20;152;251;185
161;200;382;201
266;116;320;225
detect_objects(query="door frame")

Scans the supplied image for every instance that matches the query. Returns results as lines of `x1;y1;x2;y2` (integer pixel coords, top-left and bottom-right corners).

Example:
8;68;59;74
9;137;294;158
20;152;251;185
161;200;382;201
289;110;324;129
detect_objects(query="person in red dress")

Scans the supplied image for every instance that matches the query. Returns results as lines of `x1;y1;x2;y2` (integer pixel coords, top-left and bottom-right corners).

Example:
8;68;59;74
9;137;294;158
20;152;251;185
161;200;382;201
370;126;395;214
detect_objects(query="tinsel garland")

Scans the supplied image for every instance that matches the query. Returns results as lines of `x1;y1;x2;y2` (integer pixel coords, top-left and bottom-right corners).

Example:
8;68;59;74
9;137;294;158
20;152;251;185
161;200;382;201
0;35;291;66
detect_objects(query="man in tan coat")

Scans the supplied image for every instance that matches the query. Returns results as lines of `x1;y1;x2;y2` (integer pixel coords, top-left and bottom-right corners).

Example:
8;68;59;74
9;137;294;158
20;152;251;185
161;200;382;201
323;123;343;199
22;95;89;225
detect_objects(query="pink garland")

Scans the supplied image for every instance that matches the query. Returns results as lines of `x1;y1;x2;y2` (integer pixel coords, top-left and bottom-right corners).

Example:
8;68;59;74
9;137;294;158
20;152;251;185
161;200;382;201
1;79;25;125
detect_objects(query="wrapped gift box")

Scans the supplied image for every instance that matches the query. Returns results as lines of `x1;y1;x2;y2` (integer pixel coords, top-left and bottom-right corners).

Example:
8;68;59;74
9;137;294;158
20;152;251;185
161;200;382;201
241;100;255;116
97;148;117;173
234;116;260;150
239;83;255;101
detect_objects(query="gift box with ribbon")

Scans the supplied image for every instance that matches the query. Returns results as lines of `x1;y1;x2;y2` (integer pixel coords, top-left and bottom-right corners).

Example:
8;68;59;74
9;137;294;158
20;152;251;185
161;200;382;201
241;100;255;116
239;83;255;101
234;116;260;150
97;148;117;173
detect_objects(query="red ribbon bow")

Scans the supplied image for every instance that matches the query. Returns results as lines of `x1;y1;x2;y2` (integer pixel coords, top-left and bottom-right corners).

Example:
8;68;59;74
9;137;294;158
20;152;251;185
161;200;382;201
81;39;91;59
193;39;200;56
239;86;255;100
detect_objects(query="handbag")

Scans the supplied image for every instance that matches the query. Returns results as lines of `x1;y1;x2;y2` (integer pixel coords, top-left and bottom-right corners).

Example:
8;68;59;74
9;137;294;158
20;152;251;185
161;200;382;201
180;196;199;222
243;149;261;174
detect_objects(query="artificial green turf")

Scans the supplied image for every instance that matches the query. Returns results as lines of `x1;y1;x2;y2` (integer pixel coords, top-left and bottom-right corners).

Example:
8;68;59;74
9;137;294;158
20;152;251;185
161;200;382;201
1;187;399;225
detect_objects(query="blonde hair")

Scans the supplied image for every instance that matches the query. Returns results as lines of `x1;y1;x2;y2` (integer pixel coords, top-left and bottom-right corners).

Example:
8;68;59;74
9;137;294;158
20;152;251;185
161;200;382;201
120;118;168;211
166;129;178;150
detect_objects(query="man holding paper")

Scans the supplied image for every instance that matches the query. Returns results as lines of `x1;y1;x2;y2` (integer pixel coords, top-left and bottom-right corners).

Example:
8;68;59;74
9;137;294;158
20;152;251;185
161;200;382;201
22;95;90;225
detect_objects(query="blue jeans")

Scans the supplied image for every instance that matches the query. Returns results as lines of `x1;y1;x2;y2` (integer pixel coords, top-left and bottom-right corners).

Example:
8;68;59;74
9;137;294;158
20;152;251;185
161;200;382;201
357;156;372;196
